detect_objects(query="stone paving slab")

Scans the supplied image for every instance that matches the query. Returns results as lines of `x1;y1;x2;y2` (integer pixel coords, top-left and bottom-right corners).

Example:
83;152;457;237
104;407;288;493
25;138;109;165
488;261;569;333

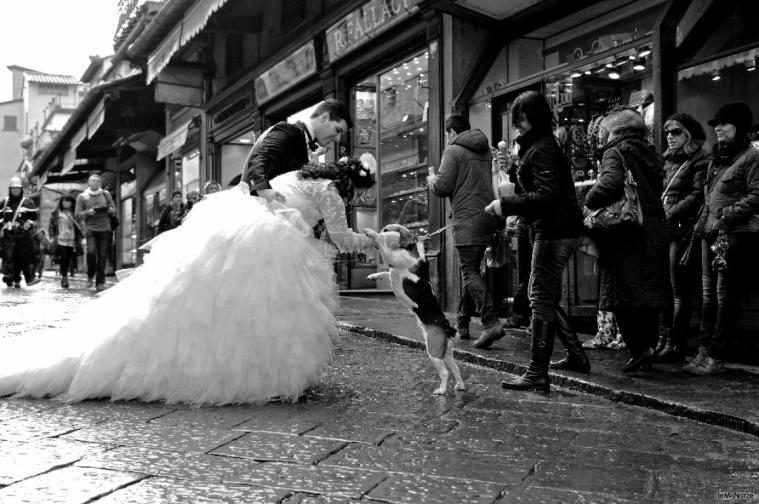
501;486;645;504
93;476;289;504
223;461;388;499
0;466;144;504
211;431;348;464
77;446;262;483
0;413;91;443
302;423;396;445
321;442;532;485
367;473;504;504
528;461;652;497
0;438;109;485
63;419;245;453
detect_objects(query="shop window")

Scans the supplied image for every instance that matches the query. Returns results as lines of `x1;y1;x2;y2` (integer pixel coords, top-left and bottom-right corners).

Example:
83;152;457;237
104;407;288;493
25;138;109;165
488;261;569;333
545;40;655;182
181;149;200;195
3;115;17;131
677;46;759;146
681;1;759;63
378;51;430;234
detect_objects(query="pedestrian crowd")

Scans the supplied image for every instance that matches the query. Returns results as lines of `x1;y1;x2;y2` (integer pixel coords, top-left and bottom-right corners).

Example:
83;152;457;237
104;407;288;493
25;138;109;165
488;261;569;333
432;91;758;392
1;170;222;293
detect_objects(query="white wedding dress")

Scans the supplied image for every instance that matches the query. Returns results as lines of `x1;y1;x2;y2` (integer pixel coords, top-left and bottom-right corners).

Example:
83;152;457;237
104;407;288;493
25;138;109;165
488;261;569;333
0;172;373;406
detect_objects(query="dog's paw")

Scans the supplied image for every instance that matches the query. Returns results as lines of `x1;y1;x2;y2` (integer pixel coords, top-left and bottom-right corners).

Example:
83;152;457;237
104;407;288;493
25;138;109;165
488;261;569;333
454;382;466;392
432;387;446;396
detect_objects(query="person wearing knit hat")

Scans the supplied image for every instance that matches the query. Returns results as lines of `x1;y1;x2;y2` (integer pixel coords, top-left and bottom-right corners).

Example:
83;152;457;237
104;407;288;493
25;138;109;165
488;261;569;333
656;112;709;363
686;102;759;376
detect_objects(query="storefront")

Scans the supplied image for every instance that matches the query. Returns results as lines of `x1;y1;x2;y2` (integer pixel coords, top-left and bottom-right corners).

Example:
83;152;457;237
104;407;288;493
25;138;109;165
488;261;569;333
468;0;668;317
325;0;437;291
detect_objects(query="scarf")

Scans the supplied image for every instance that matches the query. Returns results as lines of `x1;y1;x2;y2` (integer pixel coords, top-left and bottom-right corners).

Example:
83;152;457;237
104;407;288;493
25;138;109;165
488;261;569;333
712;140;750;166
83;187;104;198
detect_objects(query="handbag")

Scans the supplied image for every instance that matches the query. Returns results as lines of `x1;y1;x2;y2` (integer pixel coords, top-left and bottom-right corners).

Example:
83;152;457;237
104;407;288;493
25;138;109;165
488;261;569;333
109;214;120;231
583;147;644;230
485;229;510;268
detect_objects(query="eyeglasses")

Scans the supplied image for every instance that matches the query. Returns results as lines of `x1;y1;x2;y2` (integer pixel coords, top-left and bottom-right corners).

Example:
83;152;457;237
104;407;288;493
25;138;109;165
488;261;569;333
664;128;684;137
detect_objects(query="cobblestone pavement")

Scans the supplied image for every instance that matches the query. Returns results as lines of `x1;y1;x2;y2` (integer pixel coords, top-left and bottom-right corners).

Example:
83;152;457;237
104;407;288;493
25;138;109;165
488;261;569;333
1;279;758;503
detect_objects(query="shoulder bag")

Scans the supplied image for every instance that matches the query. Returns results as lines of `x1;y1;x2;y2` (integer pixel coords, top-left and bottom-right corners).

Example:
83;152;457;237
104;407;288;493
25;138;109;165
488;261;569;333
583;147;644;230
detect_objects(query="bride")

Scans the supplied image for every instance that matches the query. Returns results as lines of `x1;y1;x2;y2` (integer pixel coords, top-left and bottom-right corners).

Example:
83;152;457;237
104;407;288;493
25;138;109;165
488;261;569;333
0;158;376;406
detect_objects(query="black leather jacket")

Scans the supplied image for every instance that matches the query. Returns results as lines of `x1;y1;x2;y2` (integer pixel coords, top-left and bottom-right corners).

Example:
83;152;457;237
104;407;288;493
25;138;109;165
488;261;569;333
241;122;309;192
500;130;583;239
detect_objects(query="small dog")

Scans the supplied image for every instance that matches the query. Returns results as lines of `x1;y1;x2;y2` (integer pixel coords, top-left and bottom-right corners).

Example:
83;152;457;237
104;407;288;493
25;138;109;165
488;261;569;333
366;224;465;395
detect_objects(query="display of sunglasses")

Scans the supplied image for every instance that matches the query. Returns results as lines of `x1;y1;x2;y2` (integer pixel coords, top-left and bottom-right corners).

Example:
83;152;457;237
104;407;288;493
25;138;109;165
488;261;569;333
665;128;684;136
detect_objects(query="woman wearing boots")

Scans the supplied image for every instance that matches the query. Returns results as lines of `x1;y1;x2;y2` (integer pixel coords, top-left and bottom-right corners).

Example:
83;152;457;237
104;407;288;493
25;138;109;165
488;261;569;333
656;113;708;362
49;195;83;289
686;103;759;375
486;91;587;393
585;108;672;373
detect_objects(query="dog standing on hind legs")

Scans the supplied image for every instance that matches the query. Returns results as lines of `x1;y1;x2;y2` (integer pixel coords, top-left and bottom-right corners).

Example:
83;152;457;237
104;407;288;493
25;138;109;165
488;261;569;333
365;224;465;395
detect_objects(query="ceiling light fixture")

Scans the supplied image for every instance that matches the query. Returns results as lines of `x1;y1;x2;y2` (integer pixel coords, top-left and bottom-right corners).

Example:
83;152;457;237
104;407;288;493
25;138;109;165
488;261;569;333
638;47;652;58
711;70;721;81
608;71;621;80
570;70;582;78
633;59;646;71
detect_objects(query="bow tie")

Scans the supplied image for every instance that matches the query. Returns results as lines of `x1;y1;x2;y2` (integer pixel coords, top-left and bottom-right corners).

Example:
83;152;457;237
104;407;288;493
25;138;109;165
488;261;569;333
297;121;319;152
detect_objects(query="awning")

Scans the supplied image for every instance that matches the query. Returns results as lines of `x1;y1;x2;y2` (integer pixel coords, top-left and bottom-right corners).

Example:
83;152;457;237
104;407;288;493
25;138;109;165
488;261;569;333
157;120;191;160
86;98;106;139
62;125;89;175
147;0;230;83
678;47;759;80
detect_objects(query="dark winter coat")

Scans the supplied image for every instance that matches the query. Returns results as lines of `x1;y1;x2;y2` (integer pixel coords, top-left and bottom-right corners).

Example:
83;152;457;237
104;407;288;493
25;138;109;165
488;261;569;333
661;149;708;240
501;130;583;239
241;122;309;192
585;133;672;311
1;193;37;227
48;209;84;253
431;129;499;246
697;142;759;236
157;202;186;234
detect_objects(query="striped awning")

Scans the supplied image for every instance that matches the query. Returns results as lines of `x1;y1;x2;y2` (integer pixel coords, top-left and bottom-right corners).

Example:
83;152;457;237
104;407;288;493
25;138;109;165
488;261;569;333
147;0;230;83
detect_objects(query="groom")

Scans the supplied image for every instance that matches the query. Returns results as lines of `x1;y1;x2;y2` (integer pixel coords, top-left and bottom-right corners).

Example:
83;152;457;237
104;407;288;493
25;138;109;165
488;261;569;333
241;99;353;202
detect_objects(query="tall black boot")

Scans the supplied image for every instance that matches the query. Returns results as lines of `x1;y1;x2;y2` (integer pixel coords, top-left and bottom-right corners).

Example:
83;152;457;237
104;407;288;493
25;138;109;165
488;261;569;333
655;328;685;362
501;318;555;392
550;307;591;373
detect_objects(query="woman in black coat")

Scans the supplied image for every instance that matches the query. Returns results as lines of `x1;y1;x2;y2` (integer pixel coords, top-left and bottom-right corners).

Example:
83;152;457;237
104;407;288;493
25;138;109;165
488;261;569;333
486;91;587;392
585;108;672;372
656;113;708;362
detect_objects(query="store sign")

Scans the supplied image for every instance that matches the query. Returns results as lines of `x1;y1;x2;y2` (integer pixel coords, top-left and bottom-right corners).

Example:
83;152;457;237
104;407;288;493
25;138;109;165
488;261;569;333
254;42;317;105
326;0;420;62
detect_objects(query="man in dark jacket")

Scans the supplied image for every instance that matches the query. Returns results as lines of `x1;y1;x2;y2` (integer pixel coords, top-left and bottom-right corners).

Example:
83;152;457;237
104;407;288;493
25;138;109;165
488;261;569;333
429;115;503;343
241;99;352;202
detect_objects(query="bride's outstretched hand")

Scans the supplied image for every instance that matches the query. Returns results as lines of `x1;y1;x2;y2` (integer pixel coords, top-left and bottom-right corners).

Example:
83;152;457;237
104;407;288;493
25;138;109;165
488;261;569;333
363;228;380;248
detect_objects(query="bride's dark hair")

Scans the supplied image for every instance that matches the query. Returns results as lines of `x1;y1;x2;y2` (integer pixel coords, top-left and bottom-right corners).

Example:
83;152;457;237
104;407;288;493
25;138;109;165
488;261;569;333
298;158;375;199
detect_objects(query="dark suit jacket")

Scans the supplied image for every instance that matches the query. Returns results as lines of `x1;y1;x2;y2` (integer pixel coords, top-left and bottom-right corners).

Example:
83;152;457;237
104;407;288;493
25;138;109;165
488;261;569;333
241;122;309;191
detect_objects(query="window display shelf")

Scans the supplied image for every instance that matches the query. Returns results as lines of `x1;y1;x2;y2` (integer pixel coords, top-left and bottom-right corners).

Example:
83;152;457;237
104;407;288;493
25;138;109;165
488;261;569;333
383;186;427;199
380;117;425;140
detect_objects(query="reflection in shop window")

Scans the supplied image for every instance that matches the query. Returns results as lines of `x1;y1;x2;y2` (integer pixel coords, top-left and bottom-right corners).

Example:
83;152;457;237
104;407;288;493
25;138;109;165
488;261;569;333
379;50;429;236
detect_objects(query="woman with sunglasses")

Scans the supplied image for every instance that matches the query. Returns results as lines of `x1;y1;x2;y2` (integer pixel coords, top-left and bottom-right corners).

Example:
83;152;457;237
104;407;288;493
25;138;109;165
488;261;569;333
656;114;709;362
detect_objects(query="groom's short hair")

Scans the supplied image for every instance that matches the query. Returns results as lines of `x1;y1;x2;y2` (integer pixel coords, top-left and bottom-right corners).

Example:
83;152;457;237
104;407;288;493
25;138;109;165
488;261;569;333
311;99;353;130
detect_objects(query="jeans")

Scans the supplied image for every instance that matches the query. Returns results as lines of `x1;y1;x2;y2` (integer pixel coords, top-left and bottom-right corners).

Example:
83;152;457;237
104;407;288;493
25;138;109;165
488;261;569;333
528;236;578;322
699;233;759;357
456;245;498;327
58;245;74;277
86;230;112;286
667;238;698;334
513;219;534;317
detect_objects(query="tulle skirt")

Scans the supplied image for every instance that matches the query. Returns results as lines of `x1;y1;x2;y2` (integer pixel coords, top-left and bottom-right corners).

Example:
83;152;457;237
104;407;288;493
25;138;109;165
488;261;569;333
0;185;338;406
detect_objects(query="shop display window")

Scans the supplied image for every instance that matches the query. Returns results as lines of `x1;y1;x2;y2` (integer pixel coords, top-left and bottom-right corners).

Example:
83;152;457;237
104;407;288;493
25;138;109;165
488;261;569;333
677;46;759;147
181;149;200;195
545;41;654;182
378;51;429;234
